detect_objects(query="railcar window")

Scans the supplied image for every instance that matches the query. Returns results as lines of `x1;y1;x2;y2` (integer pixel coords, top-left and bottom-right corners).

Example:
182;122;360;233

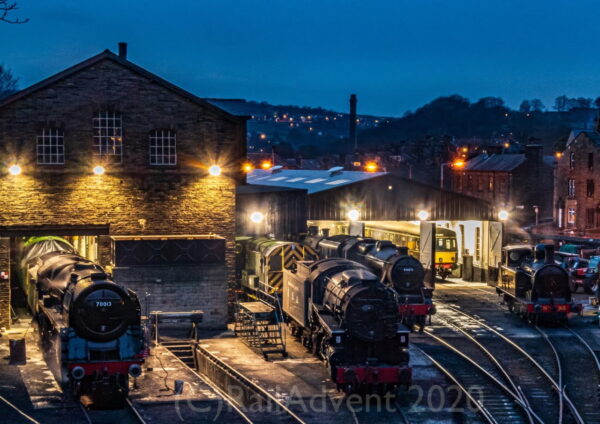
93;111;123;162
436;237;456;251
149;129;177;165
37;128;65;164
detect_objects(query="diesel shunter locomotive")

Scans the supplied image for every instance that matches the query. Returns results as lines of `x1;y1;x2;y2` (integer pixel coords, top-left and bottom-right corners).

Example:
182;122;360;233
494;244;581;322
20;237;146;402
303;233;435;330
283;258;412;394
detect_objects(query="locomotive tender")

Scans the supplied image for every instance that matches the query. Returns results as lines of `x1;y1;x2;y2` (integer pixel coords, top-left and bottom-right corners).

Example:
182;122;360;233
20;237;146;401
303;233;435;330
283;258;412;393
494;244;581;322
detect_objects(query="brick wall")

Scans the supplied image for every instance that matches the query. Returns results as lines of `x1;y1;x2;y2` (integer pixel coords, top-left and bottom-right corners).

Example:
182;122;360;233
0;55;246;328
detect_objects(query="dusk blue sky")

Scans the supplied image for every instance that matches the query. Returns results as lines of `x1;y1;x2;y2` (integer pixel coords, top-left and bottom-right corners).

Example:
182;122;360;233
2;0;600;116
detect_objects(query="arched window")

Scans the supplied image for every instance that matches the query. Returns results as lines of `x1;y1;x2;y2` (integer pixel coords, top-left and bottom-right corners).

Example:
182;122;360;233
149;129;176;165
37;128;64;164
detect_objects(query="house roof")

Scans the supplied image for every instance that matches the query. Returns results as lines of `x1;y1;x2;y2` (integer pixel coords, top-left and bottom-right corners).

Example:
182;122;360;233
464;154;526;171
0;50;246;123
247;168;387;194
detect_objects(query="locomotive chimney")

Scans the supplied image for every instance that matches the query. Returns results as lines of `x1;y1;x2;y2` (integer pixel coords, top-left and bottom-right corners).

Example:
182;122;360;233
398;246;409;256
349;94;357;151
308;226;319;236
118;42;128;59
322;228;330;237
544;244;555;264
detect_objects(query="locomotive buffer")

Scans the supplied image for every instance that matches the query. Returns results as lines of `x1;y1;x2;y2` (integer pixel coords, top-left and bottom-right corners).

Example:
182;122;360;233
234;300;287;359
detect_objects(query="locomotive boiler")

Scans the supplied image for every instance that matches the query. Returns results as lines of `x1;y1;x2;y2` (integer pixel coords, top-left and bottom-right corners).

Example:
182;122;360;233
303;233;435;330
283;258;412;394
20;237;146;402
494;244;581;322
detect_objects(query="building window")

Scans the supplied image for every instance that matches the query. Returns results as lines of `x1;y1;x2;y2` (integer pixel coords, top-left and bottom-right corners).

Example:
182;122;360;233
93;111;122;162
498;176;507;193
467;175;473;191
568;179;576;197
36;128;64;164
568;208;576;225
488;176;494;191
455;175;463;191
588;153;594;171
586;208;595;227
149;129;177;165
569;152;575;169
587;179;595;198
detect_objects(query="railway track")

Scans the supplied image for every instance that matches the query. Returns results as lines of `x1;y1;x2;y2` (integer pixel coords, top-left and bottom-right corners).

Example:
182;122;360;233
429;298;589;424
78;398;146;424
163;341;308;424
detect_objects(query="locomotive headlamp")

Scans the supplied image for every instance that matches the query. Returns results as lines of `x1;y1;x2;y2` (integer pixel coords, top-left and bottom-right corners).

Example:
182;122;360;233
71;366;85;380
8;164;21;175
498;210;510;221
93;165;105;175
347;209;360;221
208;165;222;176
250;211;265;223
417;210;430;221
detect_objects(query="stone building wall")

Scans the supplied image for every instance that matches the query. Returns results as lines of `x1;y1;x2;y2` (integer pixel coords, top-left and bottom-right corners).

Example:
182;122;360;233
0;52;246;328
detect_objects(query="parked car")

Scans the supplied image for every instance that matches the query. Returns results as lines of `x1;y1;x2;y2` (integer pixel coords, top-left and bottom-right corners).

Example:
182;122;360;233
564;257;590;293
582;256;600;296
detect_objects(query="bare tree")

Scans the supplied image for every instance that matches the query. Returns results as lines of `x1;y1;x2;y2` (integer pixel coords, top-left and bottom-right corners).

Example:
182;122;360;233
0;65;18;98
1;0;28;24
530;99;545;112
519;100;531;113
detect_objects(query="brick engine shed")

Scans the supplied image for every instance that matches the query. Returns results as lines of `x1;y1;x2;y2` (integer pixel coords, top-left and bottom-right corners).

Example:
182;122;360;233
0;45;247;329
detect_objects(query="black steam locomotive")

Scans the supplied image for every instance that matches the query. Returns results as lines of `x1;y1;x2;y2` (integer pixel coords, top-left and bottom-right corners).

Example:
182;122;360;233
283;258;412;393
303;233;435;330
494;244;581;322
20;237;146;402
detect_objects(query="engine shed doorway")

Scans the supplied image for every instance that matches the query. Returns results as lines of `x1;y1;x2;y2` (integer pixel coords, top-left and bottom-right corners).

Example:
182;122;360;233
0;225;109;327
307;219;502;283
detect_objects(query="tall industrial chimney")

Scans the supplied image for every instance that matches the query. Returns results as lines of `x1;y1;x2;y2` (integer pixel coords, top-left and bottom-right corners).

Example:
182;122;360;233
349;94;357;151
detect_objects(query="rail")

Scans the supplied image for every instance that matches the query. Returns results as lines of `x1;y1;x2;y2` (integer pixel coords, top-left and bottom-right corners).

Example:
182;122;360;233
437;301;585;424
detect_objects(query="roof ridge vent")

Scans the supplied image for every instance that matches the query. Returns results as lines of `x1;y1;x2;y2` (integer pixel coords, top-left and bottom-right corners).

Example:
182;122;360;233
270;165;283;173
327;166;344;177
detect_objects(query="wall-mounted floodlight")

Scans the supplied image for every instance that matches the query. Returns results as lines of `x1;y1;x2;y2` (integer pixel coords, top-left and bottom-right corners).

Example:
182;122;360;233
250;211;265;223
347;209;360;221
498;210;509;221
208;165;222;176
8;164;21;176
417;210;430;221
93;165;105;175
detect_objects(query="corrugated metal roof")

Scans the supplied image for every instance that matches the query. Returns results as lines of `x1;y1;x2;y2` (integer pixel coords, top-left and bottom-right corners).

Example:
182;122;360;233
464;154;526;171
247;169;387;194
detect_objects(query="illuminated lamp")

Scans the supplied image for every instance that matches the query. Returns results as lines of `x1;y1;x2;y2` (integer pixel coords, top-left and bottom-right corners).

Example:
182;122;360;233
208;165;222;176
250;211;265;223
417;210;430;221
498;210;510;221
261;161;272;170
243;163;254;173
93;165;105;175
8;164;21;176
452;160;465;168
365;162;378;172
347;209;360;221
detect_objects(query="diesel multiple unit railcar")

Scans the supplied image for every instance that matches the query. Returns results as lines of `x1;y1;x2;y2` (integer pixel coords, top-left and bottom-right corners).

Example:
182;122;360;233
494;244;581;322
20;236;146;402
283;258;412;394
303;234;435;330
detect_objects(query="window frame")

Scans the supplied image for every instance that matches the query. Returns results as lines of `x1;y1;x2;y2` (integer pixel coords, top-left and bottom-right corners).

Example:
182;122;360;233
149;129;177;166
93;111;123;163
568;179;576;197
36;127;65;165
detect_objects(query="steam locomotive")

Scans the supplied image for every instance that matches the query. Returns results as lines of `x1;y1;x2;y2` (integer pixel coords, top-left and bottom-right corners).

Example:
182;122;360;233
283;258;412;393
20;237;146;402
303;233;435;330
493;244;581;322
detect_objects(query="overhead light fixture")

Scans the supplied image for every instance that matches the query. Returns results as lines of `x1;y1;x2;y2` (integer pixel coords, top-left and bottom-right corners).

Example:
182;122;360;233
208;165;222;176
347;209;360;221
93;165;105;175
498;210;509;221
250;211;265;223
8;164;21;176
